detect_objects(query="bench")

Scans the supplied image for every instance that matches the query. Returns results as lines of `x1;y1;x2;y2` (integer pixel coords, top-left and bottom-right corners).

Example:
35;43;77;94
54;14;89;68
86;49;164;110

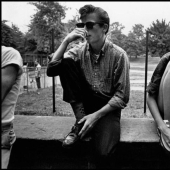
8;115;169;169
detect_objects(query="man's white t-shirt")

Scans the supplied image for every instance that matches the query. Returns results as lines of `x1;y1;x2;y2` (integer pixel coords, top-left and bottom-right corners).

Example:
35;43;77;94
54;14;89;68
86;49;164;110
35;63;41;78
1;46;23;124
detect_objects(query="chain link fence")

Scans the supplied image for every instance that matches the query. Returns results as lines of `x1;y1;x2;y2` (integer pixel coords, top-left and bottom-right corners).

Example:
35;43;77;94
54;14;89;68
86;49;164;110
21;66;60;93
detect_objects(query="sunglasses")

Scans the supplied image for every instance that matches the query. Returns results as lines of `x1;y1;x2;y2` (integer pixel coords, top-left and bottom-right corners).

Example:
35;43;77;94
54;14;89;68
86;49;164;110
76;22;104;29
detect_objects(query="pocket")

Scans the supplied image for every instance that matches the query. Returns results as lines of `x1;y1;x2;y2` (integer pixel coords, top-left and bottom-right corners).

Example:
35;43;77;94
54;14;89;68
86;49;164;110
100;78;114;93
1;129;16;149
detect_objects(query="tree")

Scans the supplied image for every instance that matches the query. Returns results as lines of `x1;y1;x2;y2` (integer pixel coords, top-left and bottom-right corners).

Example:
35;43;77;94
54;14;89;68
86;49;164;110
123;24;145;58
107;22;126;48
11;23;25;54
28;1;67;53
132;24;144;40
64;10;80;33
148;19;170;57
1;20;25;54
124;32;139;58
24;32;37;52
63;12;82;51
1;21;14;47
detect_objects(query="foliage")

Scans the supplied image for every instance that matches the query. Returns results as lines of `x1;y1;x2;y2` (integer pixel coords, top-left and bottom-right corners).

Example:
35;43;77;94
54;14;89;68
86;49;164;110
124;32;139;57
24;32;37;52
64;12;82;51
148;19;170;57
1;20;25;54
107;22;126;48
1;21;14;47
11;23;25;54
124;24;145;57
27;1;67;53
107;22;146;58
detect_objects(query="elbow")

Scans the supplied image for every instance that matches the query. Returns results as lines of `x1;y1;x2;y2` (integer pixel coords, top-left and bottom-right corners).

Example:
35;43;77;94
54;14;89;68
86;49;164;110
146;93;150;105
147;93;156;106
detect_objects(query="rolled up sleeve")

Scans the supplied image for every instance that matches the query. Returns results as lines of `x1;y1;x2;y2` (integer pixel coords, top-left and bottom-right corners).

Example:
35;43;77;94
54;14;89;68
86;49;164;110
108;52;130;109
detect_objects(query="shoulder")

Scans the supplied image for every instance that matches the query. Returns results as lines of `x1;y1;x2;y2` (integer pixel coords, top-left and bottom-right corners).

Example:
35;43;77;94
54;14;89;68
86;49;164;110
1;46;23;73
160;52;170;62
156;52;170;71
105;39;127;57
2;46;21;58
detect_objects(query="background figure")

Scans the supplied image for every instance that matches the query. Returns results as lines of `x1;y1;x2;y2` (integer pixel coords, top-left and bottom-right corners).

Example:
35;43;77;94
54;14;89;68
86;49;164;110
34;60;41;94
47;4;130;168
22;62;28;90
1;45;23;169
147;52;170;155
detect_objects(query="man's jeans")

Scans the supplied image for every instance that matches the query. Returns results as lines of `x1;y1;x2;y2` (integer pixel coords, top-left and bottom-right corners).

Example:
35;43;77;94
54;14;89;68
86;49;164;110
1;122;16;169
57;58;121;166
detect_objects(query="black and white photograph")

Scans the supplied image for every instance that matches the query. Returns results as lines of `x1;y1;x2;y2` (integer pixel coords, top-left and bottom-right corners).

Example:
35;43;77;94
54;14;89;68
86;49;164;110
1;1;170;169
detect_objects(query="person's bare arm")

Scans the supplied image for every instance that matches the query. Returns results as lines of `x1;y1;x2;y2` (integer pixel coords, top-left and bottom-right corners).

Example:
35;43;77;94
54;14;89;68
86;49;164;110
78;104;116;138
147;93;167;130
147;93;170;144
1;64;18;103
51;28;86;62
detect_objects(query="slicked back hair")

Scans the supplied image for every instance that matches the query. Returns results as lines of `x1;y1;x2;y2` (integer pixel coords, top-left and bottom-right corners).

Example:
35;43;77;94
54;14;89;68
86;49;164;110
79;4;110;34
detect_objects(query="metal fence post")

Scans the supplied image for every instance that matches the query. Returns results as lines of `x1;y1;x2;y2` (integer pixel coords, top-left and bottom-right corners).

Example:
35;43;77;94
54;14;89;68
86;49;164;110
27;67;29;93
144;31;149;114
44;67;45;88
51;28;56;113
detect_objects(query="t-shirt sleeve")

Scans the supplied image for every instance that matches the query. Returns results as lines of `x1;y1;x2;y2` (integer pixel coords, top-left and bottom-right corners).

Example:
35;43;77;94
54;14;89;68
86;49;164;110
146;53;170;95
2;47;23;76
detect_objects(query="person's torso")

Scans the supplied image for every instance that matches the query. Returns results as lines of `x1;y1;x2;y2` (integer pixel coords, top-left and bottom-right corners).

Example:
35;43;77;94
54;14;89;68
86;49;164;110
35;64;41;77
158;61;170;120
64;39;128;98
1;46;23;124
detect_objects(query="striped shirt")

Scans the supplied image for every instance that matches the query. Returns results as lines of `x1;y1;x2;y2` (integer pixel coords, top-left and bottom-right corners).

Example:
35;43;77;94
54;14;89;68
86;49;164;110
48;38;130;109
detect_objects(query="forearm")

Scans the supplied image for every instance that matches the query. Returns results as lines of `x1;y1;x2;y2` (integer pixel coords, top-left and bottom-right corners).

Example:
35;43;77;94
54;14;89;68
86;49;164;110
93;103;117;120
1;85;10;103
47;39;69;77
51;38;69;62
147;94;167;130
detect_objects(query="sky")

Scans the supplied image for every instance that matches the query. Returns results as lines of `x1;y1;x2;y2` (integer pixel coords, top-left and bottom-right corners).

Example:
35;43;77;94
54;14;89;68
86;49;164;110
2;1;170;35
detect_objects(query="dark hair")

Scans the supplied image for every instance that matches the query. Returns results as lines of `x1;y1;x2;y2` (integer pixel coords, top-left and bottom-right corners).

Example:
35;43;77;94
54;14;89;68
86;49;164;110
79;4;110;34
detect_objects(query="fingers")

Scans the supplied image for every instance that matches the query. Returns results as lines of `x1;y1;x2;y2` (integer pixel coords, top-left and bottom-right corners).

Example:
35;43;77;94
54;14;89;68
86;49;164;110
48;53;54;62
78;117;85;124
73;28;87;38
78;124;87;139
78;122;93;139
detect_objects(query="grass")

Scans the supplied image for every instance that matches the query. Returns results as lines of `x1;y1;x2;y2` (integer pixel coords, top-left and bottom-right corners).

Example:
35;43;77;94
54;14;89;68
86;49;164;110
15;56;160;118
15;86;152;118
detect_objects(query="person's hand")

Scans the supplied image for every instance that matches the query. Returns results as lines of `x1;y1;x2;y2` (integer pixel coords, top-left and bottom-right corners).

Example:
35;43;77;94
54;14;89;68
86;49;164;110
161;125;170;147
64;28;87;44
78;113;99;139
47;53;54;63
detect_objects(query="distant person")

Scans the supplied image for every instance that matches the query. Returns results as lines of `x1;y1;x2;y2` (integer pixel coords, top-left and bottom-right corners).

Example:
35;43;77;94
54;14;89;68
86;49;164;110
22;62;28;90
147;52;170;154
1;45;23;169
34;60;41;94
47;4;130;168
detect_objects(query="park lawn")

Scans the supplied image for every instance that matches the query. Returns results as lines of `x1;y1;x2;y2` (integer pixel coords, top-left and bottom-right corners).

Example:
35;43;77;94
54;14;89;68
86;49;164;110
15;57;159;118
15;85;152;118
